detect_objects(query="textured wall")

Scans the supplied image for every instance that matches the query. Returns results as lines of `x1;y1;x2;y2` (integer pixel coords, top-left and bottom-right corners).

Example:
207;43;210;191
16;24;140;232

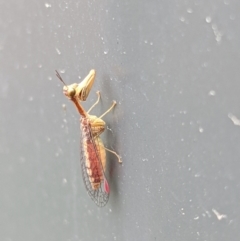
1;0;240;240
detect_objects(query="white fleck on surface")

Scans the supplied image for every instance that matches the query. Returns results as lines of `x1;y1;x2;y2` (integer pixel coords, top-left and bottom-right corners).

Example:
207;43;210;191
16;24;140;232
180;208;185;215
194;173;201;177
206;16;212;23
63;219;69;225
208;90;216;96
205;210;211;218
179;16;185;22
55;48;61;55
62;104;66;110
62;178;68;185
211;24;223;42
199;127;204;133
228;113;240;126
212;209;227;220
224;0;230;5
45;3;51;8
107;126;113;133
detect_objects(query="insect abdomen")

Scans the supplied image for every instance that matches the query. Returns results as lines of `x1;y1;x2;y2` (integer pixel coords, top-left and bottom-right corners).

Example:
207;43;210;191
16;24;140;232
81;117;106;190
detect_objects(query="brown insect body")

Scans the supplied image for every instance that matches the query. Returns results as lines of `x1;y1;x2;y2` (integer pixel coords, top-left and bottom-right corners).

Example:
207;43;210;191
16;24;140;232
56;69;121;207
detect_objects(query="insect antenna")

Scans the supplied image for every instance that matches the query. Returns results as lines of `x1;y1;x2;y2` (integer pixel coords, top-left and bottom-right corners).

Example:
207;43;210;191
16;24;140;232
55;70;67;86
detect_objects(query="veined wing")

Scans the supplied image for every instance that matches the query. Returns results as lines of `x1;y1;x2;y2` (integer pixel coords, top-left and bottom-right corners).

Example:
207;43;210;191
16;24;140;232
80;117;109;207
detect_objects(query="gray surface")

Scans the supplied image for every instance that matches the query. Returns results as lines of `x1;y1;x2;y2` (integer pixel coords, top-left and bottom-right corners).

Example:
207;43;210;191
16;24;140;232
1;0;240;240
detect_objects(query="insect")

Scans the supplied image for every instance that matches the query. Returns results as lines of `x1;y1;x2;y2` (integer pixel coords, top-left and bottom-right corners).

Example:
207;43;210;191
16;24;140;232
56;69;122;207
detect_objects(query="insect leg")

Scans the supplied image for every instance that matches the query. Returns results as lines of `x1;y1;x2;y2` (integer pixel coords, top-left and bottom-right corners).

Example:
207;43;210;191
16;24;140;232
87;91;101;114
98;101;116;119
105;147;122;163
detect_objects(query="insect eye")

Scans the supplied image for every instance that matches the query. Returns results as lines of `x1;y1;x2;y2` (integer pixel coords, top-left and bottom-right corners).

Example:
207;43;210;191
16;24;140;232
63;86;76;98
69;88;76;97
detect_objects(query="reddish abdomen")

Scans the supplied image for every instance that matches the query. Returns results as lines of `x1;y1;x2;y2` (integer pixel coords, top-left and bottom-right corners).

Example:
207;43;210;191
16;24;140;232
80;117;103;190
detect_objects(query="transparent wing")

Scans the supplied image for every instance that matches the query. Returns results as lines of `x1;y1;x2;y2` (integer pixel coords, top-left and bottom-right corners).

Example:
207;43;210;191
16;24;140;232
80;117;109;207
